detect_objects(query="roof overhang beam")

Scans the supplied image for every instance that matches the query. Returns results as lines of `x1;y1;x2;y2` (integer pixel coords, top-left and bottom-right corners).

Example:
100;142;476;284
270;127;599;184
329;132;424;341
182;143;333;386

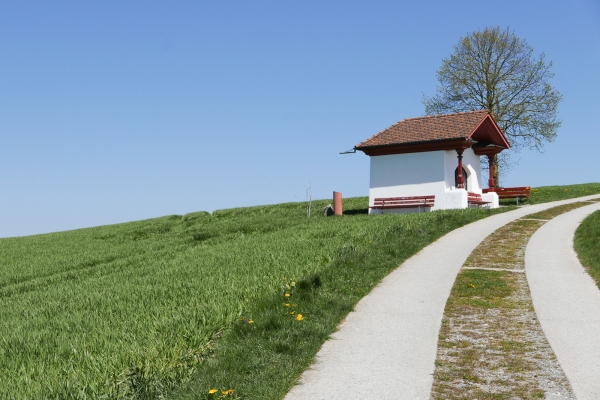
472;142;507;156
357;139;476;156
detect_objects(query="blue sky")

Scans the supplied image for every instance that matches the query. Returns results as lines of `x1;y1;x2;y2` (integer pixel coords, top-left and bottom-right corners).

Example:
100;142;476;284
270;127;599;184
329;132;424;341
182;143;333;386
1;1;599;238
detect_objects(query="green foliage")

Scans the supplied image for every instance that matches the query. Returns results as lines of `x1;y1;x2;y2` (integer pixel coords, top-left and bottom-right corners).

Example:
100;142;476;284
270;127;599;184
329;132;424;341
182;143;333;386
423;26;561;150
509;182;600;205
0;197;498;399
423;26;562;184
574;210;600;289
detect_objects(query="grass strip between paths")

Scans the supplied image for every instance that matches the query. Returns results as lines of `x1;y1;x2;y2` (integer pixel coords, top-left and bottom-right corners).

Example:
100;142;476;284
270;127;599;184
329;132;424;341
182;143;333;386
431;202;591;399
574;209;600;290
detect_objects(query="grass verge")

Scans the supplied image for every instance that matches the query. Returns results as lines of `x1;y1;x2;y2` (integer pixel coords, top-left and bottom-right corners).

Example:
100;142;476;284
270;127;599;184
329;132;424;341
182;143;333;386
574;209;600;289
499;182;600;206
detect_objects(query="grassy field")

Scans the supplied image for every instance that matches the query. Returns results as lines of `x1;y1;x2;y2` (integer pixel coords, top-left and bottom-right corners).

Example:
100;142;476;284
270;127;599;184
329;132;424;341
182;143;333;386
499;182;600;205
574;209;600;289
1;183;599;399
0;198;504;399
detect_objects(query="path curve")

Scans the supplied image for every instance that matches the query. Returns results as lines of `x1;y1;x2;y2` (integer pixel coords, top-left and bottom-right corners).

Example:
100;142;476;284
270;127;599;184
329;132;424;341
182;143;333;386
526;201;600;400
285;195;600;400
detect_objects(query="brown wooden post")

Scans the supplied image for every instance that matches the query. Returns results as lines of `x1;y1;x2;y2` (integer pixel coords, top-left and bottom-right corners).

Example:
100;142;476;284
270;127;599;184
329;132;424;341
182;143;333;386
488;154;496;191
456;149;465;189
333;191;342;215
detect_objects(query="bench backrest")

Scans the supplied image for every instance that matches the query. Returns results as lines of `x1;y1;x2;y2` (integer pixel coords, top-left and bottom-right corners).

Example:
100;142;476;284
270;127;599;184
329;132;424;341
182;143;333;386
483;187;531;198
373;195;435;207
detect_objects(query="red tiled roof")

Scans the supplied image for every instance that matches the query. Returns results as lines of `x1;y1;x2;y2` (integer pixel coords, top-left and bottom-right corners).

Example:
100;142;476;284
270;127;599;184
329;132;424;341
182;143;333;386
356;110;490;149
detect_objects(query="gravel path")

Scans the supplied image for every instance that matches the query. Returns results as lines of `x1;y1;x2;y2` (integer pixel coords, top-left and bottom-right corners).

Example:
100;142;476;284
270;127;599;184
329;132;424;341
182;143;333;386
526;201;600;400
284;195;600;400
432;214;577;399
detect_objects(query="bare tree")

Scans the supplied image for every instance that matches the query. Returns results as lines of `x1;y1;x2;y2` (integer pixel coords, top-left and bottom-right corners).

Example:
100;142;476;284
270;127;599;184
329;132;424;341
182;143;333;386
423;27;562;186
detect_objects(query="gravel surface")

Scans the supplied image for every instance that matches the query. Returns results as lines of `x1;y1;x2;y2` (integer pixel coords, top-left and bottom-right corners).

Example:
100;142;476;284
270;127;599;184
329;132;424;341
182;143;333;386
431;213;578;399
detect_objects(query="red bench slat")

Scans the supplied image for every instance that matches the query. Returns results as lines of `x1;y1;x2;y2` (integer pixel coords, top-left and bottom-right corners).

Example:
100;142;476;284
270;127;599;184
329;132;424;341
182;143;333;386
483;187;531;199
467;192;491;206
371;195;435;211
375;196;435;201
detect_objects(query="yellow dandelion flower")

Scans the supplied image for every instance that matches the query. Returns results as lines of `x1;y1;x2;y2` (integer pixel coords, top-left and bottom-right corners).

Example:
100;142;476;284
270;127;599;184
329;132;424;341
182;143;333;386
248;320;254;324
285;293;290;297
469;283;475;288
285;303;291;307
296;314;304;321
290;281;296;286
208;389;218;394
222;389;234;395
290;311;295;315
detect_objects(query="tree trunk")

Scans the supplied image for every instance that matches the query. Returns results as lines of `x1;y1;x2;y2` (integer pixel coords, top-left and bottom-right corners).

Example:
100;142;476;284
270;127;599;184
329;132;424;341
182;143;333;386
493;157;500;188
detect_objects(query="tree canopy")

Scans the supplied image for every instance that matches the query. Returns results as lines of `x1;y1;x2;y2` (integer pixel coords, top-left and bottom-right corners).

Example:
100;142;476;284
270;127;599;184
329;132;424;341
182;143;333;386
423;27;562;183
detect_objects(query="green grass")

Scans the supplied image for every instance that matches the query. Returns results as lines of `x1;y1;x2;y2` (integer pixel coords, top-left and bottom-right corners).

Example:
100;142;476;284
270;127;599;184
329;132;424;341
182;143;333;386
574;210;600;289
0;197;504;399
172;206;509;400
499;182;600;205
447;269;514;309
1;183;598;399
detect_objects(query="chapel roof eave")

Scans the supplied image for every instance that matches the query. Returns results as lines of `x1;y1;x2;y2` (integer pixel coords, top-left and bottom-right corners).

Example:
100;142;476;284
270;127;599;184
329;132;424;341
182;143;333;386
356;138;476;156
469;114;511;150
354;110;510;156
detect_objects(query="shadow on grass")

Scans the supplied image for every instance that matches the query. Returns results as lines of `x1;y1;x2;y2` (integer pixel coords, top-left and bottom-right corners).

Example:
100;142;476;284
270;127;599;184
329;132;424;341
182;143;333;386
342;208;369;215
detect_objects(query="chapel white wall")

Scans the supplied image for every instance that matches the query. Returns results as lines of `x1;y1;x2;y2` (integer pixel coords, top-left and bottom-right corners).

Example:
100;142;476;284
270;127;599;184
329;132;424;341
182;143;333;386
368;147;496;213
369;152;447;213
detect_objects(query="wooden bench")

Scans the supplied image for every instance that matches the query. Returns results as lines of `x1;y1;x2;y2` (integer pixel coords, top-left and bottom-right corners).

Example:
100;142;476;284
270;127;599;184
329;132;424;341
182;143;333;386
370;196;435;213
483;186;531;205
468;192;491;207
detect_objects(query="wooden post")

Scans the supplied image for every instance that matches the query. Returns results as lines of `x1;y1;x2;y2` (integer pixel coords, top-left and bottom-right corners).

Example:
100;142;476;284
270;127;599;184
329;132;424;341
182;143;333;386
333;191;342;216
488;154;495;191
456;149;465;189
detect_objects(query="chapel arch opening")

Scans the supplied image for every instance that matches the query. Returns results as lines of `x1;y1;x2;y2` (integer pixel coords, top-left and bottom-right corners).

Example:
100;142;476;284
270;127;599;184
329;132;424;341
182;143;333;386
455;167;468;191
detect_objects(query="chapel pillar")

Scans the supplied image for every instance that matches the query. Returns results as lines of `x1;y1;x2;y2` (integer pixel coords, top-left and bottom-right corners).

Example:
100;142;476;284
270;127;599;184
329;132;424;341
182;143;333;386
488;154;496;191
456;149;465;189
